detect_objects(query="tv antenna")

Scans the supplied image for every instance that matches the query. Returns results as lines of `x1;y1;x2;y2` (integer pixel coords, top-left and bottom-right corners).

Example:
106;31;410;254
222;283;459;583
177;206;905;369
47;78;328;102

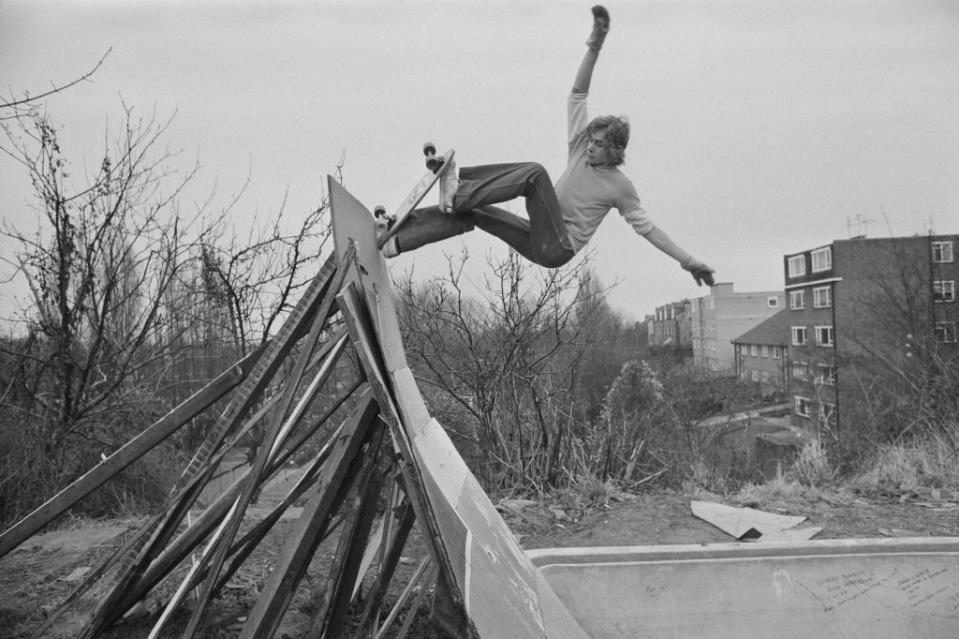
846;214;873;238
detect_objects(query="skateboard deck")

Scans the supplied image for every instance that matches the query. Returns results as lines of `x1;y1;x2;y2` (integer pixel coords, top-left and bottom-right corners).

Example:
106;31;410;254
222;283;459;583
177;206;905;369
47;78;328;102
328;177;588;639
376;147;455;249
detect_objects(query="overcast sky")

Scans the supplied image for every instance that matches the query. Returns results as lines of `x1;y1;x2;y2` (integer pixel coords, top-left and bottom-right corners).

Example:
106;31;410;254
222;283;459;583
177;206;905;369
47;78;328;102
2;0;957;326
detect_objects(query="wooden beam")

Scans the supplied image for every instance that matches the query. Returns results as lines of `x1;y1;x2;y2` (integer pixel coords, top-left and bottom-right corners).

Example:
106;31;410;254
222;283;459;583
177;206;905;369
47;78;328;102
108;381;368;625
357;497;416;636
81;252;344;639
54;373;362;638
181;255;354;638
239;392;381;639
0;345;265;559
312;427;387;638
373;555;432;639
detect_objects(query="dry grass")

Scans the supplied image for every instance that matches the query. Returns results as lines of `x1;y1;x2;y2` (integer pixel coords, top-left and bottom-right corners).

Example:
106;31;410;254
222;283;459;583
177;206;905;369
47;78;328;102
852;435;959;498
791;439;838;488
736;433;959;506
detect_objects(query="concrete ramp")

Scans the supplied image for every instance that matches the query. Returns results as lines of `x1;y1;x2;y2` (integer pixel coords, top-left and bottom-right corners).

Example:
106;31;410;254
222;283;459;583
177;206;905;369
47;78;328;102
530;538;959;638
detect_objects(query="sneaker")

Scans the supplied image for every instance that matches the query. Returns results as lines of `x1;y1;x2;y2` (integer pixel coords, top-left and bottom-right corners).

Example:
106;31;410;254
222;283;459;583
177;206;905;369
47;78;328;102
438;158;459;214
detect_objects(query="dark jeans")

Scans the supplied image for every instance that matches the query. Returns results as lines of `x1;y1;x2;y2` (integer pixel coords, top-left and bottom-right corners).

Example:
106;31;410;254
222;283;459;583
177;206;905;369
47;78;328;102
395;162;576;268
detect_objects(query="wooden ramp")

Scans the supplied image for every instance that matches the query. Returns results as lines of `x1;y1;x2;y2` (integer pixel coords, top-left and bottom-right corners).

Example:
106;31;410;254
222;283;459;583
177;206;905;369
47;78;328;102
0;177;586;638
328;177;587;639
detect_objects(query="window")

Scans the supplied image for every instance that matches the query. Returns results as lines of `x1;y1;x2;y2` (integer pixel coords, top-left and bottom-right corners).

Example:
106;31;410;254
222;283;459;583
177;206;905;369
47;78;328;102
749;344;758;356
792;362;809;380
772;346;782;360
816;364;837;386
761;371;770;383
932;241;954;263
790;290;806;310
752;370;760;382
815;325;834;347
935;322;957;344
933;280;956;303
788;255;806;277
813;286;832;308
767;296;780;308
811;247;832;272
791;326;808;346
794;396;811;417
761;345;769;358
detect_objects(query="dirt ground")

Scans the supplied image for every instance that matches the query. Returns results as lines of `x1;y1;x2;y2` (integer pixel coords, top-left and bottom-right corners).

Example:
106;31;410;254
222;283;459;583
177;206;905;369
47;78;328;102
2;488;957;638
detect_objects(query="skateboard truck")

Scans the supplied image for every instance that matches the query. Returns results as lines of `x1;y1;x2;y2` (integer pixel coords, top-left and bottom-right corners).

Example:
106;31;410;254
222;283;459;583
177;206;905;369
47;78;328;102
373;205;396;229
424;141;445;172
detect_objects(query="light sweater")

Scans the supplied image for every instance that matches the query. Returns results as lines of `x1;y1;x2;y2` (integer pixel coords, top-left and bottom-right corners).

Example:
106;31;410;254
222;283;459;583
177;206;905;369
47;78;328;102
554;91;654;252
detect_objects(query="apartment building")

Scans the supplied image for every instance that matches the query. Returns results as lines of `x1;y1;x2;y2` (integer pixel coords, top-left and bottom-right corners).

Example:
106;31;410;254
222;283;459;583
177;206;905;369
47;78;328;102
690;283;785;371
648;300;692;349
731;309;791;396
783;234;959;436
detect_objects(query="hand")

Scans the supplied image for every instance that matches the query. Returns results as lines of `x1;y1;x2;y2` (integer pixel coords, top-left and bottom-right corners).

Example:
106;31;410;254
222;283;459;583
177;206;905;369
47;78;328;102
586;5;610;51
682;257;716;287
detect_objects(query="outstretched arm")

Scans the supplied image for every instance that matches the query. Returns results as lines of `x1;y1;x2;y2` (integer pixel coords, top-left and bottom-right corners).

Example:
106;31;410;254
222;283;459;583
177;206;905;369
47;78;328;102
573;6;609;93
643;226;716;287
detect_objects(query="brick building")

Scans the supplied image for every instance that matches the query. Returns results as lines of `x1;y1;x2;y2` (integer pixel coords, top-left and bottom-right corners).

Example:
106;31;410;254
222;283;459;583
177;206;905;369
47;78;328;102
690;283;785;372
783;234;959;437
648;300;692;349
731;309;791;396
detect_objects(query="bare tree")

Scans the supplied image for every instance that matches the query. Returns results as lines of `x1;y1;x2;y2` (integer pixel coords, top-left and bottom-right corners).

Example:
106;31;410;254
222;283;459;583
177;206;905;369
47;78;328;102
0;49;111;120
842;238;959;451
196;199;331;353
0;103;212;466
396;249;605;489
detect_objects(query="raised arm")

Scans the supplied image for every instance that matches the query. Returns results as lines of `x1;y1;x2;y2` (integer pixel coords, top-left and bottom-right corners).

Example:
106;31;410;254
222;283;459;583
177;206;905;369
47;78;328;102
573;6;610;93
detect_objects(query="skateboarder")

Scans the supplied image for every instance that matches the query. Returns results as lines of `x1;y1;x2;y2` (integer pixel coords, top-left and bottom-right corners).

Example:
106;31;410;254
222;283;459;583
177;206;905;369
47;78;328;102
381;5;716;287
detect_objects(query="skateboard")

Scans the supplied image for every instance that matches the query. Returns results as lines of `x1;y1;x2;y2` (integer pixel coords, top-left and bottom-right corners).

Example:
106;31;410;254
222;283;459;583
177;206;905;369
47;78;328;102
374;142;455;249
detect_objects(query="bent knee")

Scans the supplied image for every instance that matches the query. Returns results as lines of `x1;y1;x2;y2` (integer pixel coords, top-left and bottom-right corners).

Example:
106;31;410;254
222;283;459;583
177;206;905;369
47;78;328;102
527;162;549;177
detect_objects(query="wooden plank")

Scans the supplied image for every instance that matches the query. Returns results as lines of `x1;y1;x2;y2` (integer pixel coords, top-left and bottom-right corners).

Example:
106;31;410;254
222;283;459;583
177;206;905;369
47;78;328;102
181;260;354;637
82;252;344;639
93;377;366;632
393;563;435;639
329;176;407;372
373;556;433;639
44;379;287;638
239;392;380;639
0;345;264;560
313;426;387;638
357;498;416;635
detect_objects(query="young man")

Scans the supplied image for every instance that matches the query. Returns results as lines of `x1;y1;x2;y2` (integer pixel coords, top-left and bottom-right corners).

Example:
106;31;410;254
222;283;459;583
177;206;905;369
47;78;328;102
382;5;716;287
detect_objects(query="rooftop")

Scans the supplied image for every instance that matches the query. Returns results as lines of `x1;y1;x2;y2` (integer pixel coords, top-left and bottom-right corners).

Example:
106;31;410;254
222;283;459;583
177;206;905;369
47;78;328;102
731;308;791;346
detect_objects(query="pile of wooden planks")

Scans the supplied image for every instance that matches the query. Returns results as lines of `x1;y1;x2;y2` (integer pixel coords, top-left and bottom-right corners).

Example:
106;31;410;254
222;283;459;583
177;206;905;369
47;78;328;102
0;178;585;639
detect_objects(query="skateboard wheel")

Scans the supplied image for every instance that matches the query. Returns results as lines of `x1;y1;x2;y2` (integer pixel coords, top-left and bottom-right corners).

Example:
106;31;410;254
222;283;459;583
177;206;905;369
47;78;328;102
423;142;437;156
426;156;444;172
374;205;387;218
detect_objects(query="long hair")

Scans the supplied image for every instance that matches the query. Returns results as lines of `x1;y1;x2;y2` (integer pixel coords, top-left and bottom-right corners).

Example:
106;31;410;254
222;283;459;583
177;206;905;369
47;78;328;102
588;115;630;166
